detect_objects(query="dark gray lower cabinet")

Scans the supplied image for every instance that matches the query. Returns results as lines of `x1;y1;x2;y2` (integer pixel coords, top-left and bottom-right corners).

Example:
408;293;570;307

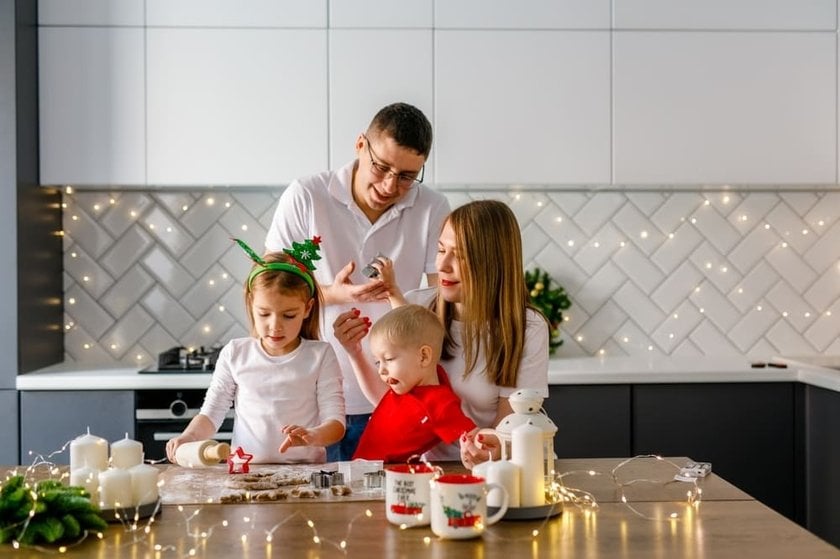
19;391;134;465
632;383;798;521
545;383;800;523
545;385;631;458
0;390;18;464
805;385;840;548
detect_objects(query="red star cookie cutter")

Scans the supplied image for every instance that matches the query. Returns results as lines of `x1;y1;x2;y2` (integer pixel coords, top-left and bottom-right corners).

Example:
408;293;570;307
227;446;254;474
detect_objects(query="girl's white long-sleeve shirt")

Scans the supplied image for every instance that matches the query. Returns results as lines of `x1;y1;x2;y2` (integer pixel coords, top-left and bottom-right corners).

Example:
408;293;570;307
200;337;345;463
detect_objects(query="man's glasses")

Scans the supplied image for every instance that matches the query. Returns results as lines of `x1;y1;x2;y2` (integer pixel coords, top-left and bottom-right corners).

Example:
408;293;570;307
363;134;425;188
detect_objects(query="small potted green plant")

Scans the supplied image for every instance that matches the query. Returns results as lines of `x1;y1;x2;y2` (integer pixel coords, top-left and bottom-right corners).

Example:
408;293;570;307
525;268;571;355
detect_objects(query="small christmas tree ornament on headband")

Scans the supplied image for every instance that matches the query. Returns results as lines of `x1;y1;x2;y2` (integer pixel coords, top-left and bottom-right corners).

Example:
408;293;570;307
233;237;322;294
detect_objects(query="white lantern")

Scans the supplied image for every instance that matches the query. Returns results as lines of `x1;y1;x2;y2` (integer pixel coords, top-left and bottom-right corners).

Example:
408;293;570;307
495;389;557;495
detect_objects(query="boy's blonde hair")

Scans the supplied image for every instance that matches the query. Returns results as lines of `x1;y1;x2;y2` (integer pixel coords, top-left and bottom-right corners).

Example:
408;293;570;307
370;304;444;362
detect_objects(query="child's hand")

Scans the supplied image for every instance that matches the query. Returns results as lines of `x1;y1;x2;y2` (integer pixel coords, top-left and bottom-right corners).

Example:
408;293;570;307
279;424;313;453
332;308;371;355
166;434;197;464
369;256;406;306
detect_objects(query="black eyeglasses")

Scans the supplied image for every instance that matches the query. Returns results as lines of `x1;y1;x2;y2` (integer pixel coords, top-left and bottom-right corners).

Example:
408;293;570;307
363;134;425;188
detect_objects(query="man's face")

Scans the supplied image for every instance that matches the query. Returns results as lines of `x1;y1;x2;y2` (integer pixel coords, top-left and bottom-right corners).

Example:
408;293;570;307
352;133;426;220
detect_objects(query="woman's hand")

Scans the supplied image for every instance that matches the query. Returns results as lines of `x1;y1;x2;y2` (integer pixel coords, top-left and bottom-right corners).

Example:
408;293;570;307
370;256;406;306
459;428;502;469
332;308;371;356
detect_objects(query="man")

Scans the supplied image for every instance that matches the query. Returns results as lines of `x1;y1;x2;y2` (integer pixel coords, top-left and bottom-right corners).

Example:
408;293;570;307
265;102;450;461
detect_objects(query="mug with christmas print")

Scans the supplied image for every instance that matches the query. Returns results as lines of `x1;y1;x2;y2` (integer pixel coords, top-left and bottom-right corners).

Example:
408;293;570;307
430;474;509;540
385;463;440;527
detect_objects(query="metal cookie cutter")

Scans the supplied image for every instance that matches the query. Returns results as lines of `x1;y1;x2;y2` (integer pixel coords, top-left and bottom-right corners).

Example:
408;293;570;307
363;470;385;489
311;470;345;488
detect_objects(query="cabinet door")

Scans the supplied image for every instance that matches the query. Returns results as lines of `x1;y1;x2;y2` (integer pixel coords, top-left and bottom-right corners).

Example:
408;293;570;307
545;385;631;458
39;27;146;186
613;0;835;30
633;383;797;519
0;390;18;465
146;28;328;186
328;29;433;171
613;32;836;184
434;30;610;185
20;391;134;466
805;385;840;548
38;0;144;25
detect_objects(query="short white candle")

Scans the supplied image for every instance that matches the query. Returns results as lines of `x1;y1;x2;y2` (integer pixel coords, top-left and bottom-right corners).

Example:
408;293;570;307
69;432;108;472
129;464;160;506
512;421;544;507
110;435;143;469
488;459;520;508
98;468;132;509
69;466;99;504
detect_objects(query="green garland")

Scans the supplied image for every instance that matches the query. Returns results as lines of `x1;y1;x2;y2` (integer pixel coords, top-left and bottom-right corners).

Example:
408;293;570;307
525;267;572;355
0;475;107;546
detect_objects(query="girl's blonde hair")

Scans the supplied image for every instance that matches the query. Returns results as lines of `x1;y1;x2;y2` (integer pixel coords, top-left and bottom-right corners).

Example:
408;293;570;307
244;252;322;340
435;200;539;387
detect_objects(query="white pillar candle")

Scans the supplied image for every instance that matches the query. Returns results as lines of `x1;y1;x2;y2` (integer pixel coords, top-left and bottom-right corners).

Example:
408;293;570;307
98;468;132;509
110;435;143;469
129;464;160;506
488;459;520;508
69;466;99;504
471;460;490;480
69;432;108;472
512;421;544;507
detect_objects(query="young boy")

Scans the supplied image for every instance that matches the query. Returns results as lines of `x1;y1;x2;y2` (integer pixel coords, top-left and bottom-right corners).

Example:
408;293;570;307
351;304;476;464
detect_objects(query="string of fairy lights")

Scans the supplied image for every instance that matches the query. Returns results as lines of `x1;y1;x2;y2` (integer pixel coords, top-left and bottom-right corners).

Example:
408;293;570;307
5;443;706;555
60;187;838;362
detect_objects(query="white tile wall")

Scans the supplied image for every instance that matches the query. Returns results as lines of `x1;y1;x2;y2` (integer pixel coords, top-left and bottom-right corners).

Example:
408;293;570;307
61;188;840;366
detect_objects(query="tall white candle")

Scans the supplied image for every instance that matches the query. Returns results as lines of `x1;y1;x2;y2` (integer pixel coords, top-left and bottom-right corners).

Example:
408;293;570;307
488;459;520;508
511;421;544;507
98;468;132;509
69;432;108;472
69;466;99;504
110;435;143;469
129;464;160;506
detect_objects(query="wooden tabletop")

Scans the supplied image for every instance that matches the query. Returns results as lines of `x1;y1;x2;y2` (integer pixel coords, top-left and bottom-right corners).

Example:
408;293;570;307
4;457;840;558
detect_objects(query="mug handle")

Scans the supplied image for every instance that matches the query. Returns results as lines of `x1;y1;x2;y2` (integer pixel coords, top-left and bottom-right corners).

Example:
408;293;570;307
484;482;510;525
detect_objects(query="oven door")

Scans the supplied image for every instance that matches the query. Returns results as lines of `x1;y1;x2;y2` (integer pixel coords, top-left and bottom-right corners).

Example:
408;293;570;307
135;389;234;462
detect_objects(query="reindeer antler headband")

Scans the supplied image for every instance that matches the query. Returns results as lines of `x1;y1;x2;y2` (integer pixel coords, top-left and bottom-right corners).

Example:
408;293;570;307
233;237;322;295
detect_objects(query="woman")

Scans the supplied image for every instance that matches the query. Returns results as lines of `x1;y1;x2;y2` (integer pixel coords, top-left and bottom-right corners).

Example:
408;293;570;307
334;200;549;467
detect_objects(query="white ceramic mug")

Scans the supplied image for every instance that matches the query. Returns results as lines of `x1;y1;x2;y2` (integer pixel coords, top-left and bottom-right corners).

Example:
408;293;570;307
385;463;439;527
430;474;509;539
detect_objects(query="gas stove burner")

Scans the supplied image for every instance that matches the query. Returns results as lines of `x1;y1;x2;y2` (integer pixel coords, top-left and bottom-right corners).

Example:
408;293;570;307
154;345;221;372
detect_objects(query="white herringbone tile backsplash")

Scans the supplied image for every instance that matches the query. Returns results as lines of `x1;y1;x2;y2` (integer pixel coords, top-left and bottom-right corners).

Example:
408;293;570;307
62;188;840;366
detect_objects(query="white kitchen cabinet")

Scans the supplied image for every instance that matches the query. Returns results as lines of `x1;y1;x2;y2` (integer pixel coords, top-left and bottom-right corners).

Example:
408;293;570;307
434;30;611;185
145;0;325;28
328;29;434;171
434;0;609;29
614;0;835;30
39;27;146;186
38;0;144;26
613;32;836;185
146;28;328;186
329;0;432;28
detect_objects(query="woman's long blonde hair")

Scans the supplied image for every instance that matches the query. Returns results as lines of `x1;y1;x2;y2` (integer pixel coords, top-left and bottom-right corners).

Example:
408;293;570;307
436;200;534;387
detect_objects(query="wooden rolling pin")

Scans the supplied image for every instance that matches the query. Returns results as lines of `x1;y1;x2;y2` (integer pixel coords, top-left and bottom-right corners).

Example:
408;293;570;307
175;440;231;468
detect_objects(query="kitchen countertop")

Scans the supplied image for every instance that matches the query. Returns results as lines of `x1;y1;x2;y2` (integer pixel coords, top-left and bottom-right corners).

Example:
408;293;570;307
16;355;840;392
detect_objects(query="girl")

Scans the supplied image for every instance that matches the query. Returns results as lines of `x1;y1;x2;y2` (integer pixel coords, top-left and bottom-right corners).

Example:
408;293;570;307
334;200;549;467
166;238;345;464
